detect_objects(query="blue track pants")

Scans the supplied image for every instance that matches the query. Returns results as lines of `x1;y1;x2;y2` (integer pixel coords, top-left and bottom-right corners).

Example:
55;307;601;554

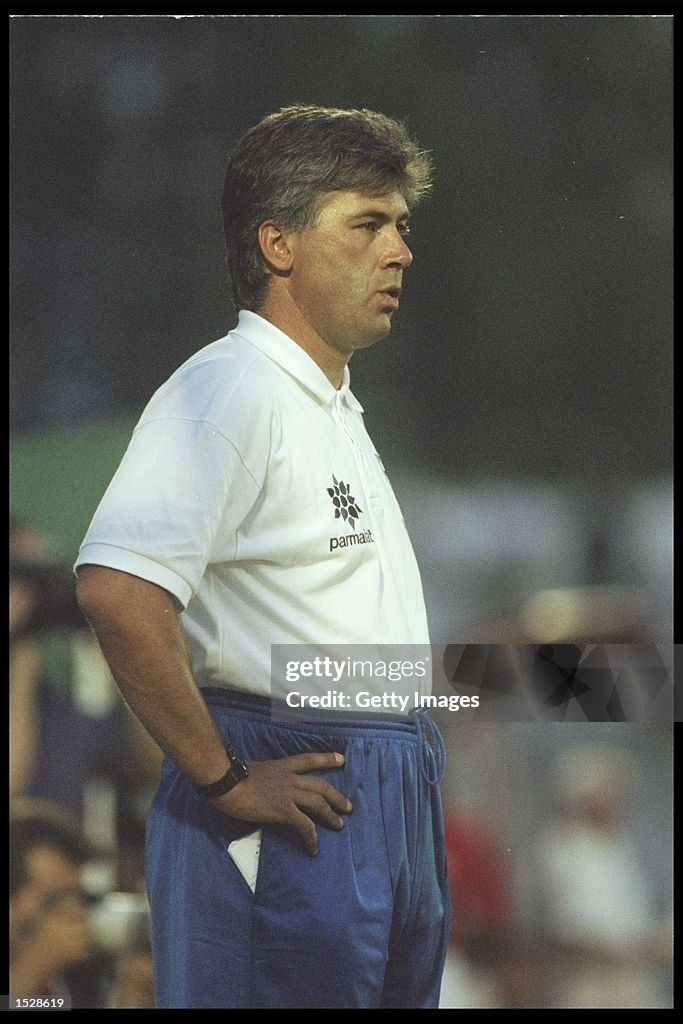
146;690;451;1008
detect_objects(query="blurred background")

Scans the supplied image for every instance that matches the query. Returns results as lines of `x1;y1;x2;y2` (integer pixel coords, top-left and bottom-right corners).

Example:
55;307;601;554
10;14;672;1008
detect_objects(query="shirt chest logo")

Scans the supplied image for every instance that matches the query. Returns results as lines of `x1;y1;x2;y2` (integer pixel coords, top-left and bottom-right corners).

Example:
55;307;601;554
327;475;363;530
327;475;374;552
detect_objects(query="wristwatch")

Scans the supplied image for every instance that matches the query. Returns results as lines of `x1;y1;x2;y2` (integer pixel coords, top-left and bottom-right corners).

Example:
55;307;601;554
194;744;249;800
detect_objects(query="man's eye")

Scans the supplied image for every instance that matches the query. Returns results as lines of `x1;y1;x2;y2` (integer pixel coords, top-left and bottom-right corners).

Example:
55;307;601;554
360;222;379;232
398;223;411;237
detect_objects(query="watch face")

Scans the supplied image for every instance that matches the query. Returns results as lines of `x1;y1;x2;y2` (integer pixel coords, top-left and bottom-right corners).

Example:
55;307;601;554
230;760;249;782
225;748;249;788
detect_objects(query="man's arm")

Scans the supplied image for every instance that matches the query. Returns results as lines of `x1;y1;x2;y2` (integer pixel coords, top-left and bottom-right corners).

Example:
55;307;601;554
75;565;351;855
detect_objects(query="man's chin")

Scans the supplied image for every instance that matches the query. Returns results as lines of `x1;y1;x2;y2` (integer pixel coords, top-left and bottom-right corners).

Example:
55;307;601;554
331;316;394;356
355;316;394;350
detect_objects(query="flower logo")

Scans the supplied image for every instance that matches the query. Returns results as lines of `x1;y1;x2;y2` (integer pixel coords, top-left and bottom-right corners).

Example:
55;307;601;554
327;475;363;530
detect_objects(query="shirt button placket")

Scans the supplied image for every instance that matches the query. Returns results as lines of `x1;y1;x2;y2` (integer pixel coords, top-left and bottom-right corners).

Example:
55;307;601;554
332;395;378;517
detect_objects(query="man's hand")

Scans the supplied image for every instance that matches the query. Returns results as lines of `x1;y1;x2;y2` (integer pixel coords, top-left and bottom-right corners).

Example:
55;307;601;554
214;751;352;856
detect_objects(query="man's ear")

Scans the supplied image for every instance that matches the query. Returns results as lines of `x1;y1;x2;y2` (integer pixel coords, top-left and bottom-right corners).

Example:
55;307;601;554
258;221;295;273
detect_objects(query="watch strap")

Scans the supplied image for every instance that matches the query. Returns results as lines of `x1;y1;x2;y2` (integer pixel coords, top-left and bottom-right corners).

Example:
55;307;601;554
194;744;249;800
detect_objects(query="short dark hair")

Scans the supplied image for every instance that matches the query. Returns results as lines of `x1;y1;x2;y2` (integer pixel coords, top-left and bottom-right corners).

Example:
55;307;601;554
222;104;433;312
10;799;99;897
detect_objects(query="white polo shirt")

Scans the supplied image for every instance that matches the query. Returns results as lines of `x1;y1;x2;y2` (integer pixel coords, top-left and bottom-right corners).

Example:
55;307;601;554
76;310;430;699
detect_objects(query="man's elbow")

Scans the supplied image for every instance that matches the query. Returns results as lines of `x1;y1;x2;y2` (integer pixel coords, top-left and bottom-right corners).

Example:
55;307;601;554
75;564;135;623
76;564;113;619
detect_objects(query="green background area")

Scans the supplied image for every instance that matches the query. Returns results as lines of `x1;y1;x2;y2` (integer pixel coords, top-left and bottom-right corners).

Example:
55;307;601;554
10;415;136;558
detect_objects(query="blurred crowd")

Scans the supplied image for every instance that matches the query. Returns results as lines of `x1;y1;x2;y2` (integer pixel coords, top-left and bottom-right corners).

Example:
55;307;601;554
10;515;160;1008
9;513;673;1009
438;739;672;1008
10;799;153;1008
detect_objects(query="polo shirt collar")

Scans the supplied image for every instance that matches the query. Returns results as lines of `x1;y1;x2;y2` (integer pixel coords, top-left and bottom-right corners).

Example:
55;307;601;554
232;309;364;413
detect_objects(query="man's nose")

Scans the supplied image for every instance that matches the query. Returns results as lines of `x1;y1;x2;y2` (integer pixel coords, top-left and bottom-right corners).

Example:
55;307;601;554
381;229;413;269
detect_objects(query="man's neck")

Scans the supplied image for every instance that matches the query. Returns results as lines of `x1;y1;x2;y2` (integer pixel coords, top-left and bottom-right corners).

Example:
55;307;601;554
254;292;349;390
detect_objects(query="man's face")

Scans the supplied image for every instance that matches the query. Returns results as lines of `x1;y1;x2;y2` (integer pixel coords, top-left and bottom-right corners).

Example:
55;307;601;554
286;189;413;356
10;845;88;948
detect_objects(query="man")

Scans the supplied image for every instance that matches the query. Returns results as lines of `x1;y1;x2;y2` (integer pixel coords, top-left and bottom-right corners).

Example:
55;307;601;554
10;798;155;1009
9;800;98;1004
535;744;672;1008
75;105;450;1009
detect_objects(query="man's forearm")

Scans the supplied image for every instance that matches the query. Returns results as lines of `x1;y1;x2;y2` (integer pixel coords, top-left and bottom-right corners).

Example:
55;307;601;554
75;566;230;787
76;564;351;855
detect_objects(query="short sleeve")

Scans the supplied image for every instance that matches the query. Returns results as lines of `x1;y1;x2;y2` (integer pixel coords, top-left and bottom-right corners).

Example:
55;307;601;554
75;417;262;609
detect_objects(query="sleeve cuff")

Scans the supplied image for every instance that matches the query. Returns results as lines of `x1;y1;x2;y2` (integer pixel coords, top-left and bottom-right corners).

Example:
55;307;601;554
74;543;194;610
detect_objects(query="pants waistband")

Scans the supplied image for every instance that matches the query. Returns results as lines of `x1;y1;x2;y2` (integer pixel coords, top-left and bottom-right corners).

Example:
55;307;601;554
201;687;446;786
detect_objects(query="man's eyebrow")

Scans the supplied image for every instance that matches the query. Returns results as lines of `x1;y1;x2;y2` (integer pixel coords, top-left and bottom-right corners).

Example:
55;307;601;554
349;208;410;223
